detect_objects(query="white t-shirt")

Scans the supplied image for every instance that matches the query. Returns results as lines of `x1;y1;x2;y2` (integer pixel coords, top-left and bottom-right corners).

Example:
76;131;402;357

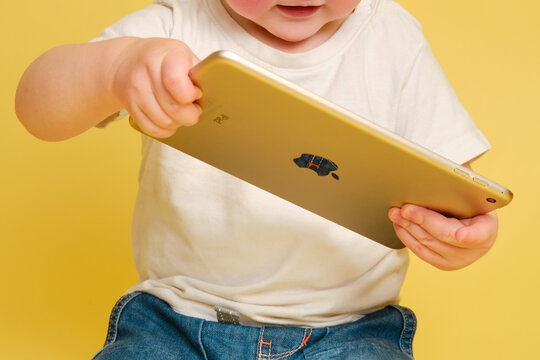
93;0;491;326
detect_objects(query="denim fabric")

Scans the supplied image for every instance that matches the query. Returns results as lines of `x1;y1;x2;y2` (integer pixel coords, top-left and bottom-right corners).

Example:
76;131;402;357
92;292;416;360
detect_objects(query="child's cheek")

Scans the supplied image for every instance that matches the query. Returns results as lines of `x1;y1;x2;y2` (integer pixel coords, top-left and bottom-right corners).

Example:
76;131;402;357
222;0;273;18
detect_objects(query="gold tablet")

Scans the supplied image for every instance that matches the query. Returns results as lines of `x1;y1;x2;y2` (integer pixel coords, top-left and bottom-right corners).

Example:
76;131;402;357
130;51;513;249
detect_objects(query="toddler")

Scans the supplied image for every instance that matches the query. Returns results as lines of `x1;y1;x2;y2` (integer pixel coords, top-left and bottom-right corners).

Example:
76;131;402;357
16;0;498;359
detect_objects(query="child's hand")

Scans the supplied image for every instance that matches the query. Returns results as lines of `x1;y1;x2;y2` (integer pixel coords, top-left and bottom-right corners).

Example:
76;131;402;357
388;204;498;270
112;38;202;138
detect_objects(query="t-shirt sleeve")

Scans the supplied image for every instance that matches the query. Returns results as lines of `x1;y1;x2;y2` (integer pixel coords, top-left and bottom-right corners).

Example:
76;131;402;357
396;40;491;165
91;3;174;42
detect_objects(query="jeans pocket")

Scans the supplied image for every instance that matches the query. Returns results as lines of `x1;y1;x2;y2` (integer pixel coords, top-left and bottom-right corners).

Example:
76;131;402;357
93;291;143;359
389;305;417;357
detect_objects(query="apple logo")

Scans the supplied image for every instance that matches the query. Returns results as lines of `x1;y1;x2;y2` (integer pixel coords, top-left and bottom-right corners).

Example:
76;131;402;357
293;154;339;180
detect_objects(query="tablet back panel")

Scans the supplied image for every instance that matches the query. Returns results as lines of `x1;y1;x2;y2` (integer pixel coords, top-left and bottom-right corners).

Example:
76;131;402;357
131;51;512;249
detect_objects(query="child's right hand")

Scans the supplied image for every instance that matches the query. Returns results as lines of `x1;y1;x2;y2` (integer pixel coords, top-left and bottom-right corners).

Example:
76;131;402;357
112;38;202;138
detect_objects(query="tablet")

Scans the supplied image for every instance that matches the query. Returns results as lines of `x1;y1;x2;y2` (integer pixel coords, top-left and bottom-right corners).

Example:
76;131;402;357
130;50;513;249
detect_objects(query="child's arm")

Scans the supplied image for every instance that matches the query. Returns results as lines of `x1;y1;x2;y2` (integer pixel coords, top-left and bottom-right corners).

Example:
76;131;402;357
388;162;498;270
15;37;201;141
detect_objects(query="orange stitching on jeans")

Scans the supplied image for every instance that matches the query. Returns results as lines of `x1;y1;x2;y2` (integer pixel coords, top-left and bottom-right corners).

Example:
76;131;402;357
302;332;312;346
257;327;314;360
267;328;313;360
258;327;272;360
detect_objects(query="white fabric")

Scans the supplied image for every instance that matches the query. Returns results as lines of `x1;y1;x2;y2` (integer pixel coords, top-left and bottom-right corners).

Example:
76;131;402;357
92;0;491;326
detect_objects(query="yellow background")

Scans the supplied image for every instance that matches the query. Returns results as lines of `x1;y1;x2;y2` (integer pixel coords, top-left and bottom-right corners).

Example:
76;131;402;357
1;0;538;358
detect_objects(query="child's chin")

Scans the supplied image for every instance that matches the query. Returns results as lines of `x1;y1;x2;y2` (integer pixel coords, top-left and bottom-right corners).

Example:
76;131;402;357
269;27;321;44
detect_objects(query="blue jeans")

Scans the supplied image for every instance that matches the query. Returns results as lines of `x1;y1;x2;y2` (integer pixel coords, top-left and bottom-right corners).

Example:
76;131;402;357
92;292;416;359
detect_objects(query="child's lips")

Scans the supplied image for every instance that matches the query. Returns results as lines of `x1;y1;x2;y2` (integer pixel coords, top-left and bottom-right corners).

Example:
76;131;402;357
277;5;322;18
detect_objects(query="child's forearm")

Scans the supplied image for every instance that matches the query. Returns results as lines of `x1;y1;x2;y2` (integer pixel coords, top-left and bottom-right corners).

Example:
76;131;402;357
15;37;138;141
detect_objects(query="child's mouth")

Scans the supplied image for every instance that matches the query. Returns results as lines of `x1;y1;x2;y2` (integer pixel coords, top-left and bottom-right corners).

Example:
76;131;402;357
277;5;321;18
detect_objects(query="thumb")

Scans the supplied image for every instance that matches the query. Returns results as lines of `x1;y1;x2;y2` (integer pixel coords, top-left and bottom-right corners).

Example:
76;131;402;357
455;212;498;248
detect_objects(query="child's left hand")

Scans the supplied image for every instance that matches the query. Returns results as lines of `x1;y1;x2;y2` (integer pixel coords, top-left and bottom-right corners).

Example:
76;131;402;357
388;205;498;270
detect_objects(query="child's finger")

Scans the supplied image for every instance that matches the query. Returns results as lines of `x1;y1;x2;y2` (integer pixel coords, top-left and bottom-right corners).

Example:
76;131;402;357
150;65;202;127
398;204;477;249
455;212;498;247
392;223;452;270
389;207;466;259
130;105;176;139
132;84;182;131
161;50;202;105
